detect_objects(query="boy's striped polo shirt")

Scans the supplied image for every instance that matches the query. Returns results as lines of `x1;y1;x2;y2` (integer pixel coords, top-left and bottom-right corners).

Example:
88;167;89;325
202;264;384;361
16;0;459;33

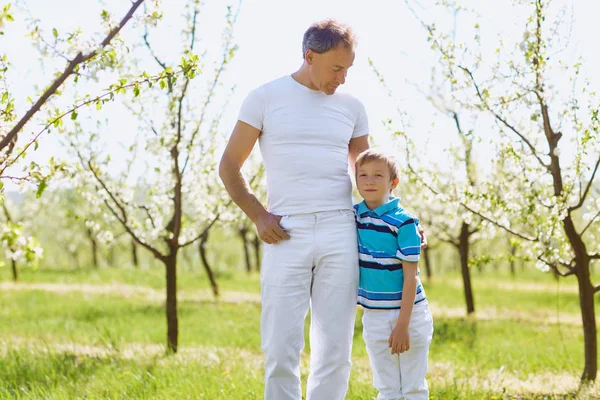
354;197;426;309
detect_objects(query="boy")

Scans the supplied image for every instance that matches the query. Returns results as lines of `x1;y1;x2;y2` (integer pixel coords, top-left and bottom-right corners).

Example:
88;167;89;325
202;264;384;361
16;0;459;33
354;149;434;400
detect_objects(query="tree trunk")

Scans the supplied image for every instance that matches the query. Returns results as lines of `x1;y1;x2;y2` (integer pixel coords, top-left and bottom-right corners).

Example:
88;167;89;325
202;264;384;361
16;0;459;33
422;245;432;281
252;233;261;272
87;228;99;269
199;230;219;298
564;216;597;381
239;227;252;273
131;239;139;268
164;252;178;353
11;259;18;282
509;242;517;277
576;264;597;382
458;222;475;314
107;245;115;267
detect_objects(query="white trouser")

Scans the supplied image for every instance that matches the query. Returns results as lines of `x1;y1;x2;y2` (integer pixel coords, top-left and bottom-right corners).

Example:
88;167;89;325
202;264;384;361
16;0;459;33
260;209;359;400
362;301;434;400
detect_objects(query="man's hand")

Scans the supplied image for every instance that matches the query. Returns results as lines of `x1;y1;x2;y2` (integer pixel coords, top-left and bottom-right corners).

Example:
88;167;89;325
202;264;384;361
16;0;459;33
418;224;428;249
254;211;290;244
389;322;410;354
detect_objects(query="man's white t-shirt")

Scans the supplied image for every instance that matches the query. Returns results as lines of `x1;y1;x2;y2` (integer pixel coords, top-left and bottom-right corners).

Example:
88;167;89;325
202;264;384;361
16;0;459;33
238;75;369;216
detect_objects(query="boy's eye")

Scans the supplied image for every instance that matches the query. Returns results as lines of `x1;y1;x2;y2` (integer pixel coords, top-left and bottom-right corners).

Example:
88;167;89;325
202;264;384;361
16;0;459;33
358;174;366;177
376;174;383;177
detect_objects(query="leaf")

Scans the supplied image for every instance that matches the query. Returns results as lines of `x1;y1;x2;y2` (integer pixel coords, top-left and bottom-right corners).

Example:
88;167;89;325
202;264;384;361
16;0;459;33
52;28;58;38
71;111;78;120
36;180;47;199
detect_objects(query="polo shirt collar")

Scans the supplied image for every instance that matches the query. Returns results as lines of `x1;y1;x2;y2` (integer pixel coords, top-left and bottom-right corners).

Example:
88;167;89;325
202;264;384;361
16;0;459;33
357;196;401;217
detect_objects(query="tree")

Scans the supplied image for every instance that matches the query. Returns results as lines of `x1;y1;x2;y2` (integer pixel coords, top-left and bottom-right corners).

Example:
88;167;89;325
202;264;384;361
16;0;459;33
420;0;600;381
1;199;42;281
68;0;239;352
0;0;149;181
0;0;154;271
371;58;484;314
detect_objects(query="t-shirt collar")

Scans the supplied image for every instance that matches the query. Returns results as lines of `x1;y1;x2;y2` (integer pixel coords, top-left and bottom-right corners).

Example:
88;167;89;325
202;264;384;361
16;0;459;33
357;196;401;217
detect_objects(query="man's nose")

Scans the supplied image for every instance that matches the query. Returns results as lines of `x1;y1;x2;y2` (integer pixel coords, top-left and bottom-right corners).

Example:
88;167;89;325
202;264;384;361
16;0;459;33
336;71;346;85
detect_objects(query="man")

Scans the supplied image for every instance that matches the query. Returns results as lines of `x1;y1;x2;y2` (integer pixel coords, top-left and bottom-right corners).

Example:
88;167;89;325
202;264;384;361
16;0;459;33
220;20;405;400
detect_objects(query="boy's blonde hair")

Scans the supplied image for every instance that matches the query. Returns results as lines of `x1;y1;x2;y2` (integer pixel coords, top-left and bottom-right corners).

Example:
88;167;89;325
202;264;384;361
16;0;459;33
355;149;400;181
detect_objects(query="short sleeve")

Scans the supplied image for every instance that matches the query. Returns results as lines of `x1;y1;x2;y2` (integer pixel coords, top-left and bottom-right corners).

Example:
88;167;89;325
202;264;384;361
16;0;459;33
352;98;369;138
238;86;266;131
396;218;421;263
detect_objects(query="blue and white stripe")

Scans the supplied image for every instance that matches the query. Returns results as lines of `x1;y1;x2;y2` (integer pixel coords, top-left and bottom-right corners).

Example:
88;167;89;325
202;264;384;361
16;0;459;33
355;197;426;310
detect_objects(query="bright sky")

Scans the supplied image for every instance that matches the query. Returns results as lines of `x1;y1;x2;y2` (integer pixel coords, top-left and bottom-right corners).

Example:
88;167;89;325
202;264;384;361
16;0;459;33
2;0;599;190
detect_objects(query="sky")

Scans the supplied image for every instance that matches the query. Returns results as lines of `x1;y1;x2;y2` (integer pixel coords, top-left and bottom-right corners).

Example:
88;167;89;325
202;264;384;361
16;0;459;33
2;0;600;191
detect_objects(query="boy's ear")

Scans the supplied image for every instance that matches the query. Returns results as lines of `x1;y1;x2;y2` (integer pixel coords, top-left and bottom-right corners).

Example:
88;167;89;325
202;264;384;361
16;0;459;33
391;177;399;190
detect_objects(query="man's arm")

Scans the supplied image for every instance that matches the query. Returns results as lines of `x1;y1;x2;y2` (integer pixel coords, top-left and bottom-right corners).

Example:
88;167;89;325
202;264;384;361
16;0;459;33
348;134;369;175
219;121;289;244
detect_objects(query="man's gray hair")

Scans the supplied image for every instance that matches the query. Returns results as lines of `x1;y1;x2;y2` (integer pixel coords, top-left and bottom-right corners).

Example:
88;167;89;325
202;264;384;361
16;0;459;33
302;19;356;58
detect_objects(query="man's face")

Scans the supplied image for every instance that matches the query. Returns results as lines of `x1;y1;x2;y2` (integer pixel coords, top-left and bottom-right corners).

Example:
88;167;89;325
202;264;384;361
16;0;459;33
306;45;355;95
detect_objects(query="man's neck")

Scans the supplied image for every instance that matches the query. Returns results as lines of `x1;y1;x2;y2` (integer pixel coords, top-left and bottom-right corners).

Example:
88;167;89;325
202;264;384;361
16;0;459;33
292;65;318;91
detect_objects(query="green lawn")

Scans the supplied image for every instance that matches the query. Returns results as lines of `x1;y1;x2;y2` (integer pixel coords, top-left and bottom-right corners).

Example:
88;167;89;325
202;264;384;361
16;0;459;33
1;267;599;399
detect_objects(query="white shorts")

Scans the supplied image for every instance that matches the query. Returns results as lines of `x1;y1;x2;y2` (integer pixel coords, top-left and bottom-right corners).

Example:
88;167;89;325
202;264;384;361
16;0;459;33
362;301;434;400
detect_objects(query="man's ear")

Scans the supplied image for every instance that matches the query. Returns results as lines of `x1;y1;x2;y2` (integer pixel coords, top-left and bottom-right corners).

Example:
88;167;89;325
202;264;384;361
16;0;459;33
305;49;315;65
390;177;399;190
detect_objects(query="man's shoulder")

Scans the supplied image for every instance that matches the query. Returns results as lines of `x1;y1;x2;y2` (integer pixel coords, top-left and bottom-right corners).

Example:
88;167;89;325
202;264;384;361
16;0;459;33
333;90;364;107
258;75;291;91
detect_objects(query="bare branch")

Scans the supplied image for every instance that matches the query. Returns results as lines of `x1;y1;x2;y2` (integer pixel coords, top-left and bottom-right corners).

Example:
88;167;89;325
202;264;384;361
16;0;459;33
407;163;537;242
181;4;240;175
87;159;165;261
460;201;536;242
439;236;459;248
459;66;551;173
142;27;167;70
180;208;221;248
468;226;480;236
591;254;600;261
595;284;600;294
0;72;169;176
0;175;34;183
137;205;157;229
581;210;600;237
0;0;146;153
570;156;600;211
539;256;577;278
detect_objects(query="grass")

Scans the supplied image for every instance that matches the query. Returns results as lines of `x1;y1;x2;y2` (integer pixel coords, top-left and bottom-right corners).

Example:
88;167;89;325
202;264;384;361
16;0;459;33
1;266;599;399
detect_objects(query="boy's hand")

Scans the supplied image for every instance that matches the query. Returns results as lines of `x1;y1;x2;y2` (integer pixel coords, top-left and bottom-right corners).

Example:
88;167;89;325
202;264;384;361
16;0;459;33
389;322;410;354
418;224;427;249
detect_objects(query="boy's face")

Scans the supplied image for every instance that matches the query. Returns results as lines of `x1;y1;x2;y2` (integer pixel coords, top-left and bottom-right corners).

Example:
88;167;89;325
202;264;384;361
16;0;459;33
356;160;399;207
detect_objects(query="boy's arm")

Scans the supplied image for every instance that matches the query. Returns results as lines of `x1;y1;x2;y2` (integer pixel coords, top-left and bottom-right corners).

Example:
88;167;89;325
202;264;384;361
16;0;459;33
389;261;418;354
397;261;418;325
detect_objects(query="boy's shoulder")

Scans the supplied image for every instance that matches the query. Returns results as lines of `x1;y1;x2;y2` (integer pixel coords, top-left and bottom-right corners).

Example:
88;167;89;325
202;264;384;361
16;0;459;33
385;205;419;227
353;200;419;227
